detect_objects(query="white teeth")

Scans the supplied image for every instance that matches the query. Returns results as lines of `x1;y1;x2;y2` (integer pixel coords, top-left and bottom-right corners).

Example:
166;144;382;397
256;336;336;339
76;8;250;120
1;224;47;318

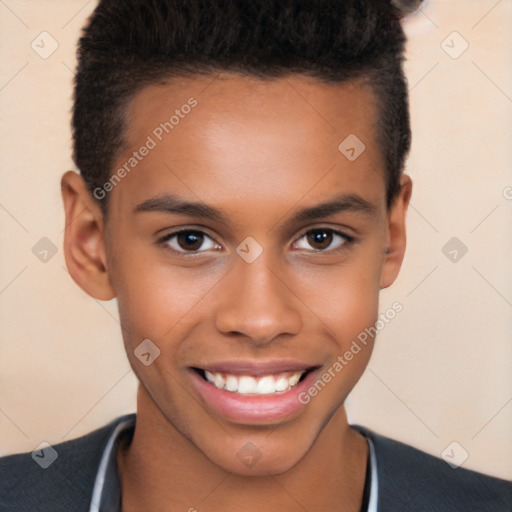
225;375;239;392
202;370;306;395
288;372;301;387
275;376;289;392
214;373;226;389
238;376;258;394
257;375;275;394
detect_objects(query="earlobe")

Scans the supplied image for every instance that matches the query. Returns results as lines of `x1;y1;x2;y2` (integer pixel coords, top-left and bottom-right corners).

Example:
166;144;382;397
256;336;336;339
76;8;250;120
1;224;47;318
61;170;116;300
379;175;412;289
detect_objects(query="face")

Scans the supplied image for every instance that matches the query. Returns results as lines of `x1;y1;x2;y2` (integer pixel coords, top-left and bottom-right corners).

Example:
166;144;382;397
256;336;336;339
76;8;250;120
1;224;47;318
62;73;411;476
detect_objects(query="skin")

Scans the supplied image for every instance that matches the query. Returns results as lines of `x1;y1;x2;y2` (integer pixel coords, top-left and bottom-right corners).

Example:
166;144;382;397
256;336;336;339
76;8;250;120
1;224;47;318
61;73;412;511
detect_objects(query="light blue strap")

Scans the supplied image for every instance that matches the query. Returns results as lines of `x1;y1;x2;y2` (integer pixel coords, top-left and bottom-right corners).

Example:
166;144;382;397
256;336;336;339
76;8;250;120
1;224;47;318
367;436;379;512
88;418;134;512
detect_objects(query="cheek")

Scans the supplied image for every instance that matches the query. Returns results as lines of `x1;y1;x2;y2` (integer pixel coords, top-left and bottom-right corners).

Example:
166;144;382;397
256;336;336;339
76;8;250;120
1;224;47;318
110;229;383;354
111;249;224;346
334;267;380;340
295;250;382;340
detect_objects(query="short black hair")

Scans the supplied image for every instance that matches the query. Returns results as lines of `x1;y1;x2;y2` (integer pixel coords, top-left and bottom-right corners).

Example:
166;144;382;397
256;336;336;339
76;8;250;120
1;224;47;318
73;0;411;214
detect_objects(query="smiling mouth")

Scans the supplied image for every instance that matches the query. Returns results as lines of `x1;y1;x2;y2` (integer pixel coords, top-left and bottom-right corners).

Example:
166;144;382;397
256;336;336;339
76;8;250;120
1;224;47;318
193;368;315;395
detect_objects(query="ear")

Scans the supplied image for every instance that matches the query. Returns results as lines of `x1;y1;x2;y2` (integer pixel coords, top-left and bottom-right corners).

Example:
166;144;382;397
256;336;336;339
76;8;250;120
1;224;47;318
379;174;412;289
61;170;116;300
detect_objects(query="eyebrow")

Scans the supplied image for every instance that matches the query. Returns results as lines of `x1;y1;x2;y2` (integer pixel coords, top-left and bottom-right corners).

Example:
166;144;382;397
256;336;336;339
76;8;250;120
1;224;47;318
134;193;376;229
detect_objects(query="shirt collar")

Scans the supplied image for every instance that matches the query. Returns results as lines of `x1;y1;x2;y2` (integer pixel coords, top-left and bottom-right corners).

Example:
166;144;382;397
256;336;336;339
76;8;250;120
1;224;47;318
88;416;132;512
89;416;378;512
366;434;379;512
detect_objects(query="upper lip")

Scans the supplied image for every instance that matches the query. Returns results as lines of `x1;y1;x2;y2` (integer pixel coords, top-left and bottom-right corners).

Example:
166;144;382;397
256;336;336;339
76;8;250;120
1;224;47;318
193;360;320;376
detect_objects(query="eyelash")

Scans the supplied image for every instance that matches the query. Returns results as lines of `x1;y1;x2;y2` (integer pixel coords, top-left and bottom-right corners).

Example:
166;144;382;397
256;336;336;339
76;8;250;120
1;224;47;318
157;227;355;257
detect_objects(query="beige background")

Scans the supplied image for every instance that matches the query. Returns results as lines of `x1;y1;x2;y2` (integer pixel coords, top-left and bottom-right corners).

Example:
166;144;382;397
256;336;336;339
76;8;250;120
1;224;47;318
1;0;511;480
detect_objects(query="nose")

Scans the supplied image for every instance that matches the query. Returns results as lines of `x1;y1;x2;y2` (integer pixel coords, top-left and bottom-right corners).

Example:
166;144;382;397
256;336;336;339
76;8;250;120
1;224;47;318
215;254;302;346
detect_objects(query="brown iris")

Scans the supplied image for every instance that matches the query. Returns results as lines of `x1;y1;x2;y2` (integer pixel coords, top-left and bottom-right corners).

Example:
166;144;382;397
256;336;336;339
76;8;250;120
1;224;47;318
176;231;204;251
306;229;333;251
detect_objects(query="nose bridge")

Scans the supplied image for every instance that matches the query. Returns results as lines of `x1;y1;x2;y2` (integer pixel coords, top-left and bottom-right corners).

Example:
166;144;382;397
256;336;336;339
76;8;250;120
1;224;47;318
215;251;302;344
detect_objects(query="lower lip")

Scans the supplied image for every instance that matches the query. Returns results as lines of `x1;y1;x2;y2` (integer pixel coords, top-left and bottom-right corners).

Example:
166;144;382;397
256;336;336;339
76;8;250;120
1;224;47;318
189;368;319;424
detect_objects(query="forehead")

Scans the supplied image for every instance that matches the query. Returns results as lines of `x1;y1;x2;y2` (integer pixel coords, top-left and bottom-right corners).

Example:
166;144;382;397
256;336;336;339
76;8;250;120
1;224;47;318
125;73;379;146
110;73;386;217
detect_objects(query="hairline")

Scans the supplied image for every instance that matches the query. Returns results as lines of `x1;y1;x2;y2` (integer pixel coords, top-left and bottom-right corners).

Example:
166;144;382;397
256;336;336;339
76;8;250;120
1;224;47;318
94;70;396;222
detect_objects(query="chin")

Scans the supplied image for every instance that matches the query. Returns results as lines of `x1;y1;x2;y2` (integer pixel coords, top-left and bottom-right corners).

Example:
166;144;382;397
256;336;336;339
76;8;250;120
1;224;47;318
202;433;313;477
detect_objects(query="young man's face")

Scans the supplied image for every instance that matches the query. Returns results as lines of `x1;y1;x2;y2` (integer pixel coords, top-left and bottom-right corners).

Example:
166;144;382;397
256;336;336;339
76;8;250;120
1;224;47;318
63;74;411;475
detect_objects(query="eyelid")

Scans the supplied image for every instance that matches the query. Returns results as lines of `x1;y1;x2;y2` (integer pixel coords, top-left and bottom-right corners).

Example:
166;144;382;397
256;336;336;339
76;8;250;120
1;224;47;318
157;227;222;255
291;226;355;252
293;223;355;241
158;224;355;256
156;224;219;242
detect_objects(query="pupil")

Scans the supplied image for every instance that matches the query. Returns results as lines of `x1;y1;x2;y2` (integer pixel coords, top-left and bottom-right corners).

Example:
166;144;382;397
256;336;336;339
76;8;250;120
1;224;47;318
178;231;202;250
308;230;331;249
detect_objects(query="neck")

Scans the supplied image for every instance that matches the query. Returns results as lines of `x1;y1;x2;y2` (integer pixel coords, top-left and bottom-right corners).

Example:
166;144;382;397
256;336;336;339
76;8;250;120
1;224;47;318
117;385;368;512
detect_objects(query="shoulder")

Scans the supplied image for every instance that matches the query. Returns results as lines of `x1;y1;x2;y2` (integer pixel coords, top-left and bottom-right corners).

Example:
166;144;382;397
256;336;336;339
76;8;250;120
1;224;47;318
352;425;512;512
0;413;135;512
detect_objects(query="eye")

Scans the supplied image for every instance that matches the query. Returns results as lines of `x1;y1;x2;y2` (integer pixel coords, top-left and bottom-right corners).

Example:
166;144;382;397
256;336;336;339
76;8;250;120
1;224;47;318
293;228;354;252
158;229;221;254
158;227;354;256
